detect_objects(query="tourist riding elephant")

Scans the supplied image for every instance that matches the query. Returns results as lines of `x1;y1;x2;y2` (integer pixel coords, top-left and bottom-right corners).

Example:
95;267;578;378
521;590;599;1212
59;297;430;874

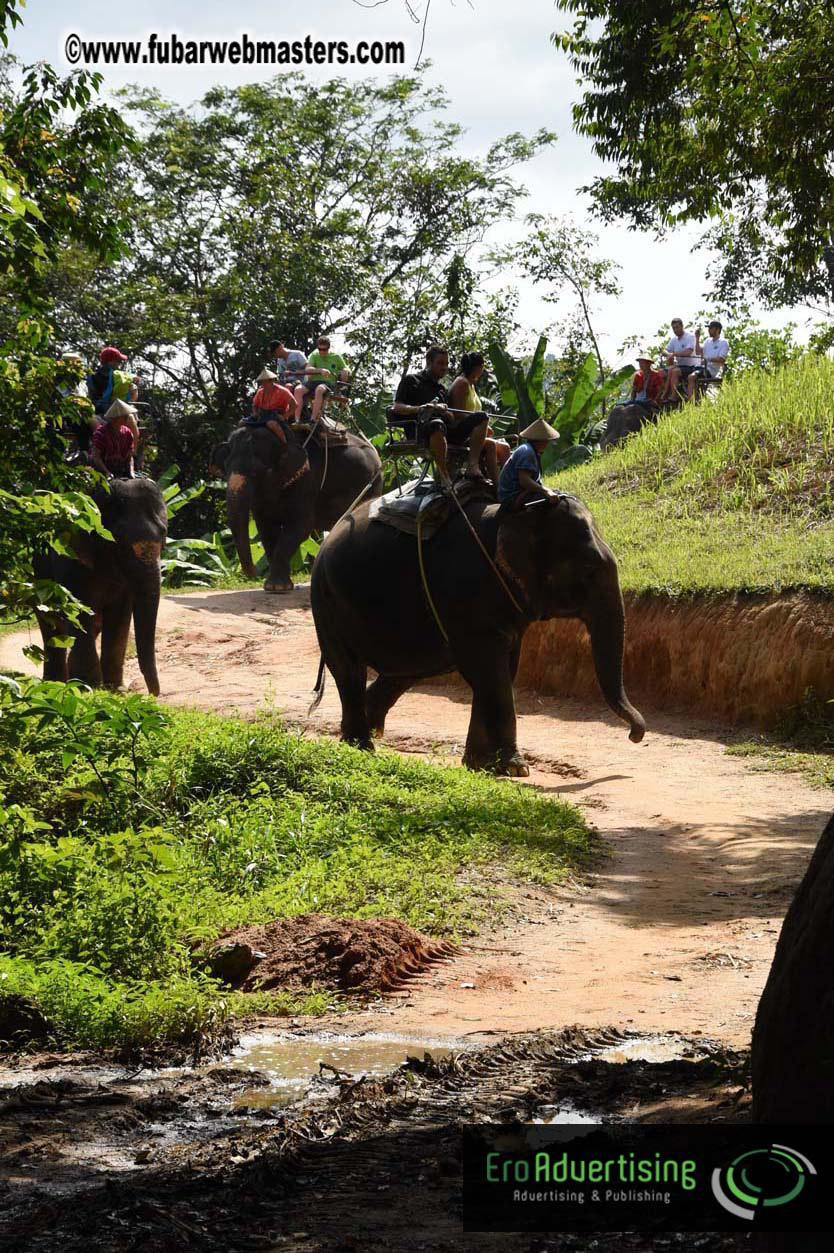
212;425;383;593
35;477;167;695
310;491;645;775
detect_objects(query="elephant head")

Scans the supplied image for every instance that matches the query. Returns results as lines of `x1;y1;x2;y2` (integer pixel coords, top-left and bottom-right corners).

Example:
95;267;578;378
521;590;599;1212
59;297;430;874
213;426;309;578
495;493;645;742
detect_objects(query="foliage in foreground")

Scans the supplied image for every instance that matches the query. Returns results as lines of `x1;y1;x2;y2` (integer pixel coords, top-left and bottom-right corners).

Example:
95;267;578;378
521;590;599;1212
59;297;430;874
0;681;594;1052
551;355;834;596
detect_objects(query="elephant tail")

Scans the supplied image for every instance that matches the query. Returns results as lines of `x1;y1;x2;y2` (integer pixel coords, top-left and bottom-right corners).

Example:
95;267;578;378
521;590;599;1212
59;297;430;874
308;653;327;714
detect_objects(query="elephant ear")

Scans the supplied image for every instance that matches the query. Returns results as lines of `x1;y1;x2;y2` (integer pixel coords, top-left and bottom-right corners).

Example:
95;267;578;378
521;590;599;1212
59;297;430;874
495;501;548;603
210;442;230;475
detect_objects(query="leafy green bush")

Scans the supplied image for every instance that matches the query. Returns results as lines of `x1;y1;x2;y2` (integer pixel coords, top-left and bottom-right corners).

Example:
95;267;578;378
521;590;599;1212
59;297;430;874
0;680;594;1052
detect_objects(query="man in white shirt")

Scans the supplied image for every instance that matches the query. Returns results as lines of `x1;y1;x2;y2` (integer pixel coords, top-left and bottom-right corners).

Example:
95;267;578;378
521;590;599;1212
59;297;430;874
659;317;699;402
687;320;730;400
269;340;308;392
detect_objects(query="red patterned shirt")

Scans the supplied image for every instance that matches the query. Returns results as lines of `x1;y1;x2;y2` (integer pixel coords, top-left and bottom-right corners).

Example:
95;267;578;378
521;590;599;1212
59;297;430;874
92;422;135;471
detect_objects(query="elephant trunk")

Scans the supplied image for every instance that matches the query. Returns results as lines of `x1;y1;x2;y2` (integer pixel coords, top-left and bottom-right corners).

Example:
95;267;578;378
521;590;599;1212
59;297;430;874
131;540;162;697
587;572;645;743
227;473;257;579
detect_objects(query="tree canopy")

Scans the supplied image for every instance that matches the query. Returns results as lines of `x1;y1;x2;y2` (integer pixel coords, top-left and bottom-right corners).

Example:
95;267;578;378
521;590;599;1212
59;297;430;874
46;73;551;476
554;1;834;310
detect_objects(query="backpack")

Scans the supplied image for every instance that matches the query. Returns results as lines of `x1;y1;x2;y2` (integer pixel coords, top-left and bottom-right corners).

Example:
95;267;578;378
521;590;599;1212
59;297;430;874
87;364;115;409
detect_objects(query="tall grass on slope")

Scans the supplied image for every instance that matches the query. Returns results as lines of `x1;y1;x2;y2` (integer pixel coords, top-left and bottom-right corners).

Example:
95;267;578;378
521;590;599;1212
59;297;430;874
551;356;834;596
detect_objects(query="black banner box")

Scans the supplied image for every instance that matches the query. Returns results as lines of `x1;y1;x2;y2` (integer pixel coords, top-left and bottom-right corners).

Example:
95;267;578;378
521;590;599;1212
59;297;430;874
463;1123;834;1233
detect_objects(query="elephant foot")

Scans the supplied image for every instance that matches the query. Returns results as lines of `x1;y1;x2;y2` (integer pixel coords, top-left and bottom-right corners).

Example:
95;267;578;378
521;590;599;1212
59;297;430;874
264;580;294;594
463;750;529;777
342;734;375;752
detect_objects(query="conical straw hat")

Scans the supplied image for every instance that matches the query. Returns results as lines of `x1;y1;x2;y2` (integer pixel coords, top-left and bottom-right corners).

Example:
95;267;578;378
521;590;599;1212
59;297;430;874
256;367;278;382
520;418;559;441
103;398;136;419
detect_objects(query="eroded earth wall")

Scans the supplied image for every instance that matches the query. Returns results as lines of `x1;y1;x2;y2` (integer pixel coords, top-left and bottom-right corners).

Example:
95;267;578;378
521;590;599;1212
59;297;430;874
519;592;834;726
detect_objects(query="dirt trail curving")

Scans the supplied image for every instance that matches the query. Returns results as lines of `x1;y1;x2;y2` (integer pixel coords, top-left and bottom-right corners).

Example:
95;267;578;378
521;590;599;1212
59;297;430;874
3;586;829;1048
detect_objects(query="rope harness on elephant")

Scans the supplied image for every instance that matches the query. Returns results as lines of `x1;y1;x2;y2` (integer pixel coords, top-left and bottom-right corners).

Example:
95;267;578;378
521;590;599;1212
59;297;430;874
414;488;527;646
446;489;526;616
416;511;450;644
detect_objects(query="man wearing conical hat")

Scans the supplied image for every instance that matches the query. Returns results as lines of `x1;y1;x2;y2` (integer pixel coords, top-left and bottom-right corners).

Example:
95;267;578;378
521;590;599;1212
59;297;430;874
497;417;560;505
243;367;295;442
90;398;137;478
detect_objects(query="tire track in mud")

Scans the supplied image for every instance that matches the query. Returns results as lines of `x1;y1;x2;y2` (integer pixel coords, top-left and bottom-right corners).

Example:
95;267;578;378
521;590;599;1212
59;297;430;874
0;1027;751;1253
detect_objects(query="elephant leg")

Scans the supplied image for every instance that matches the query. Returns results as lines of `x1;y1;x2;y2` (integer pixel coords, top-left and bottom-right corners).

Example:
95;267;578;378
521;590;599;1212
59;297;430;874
36;610;70;682
68;613;103;688
365;674;417;738
457;644;527;777
100;597;133;690
508;638;521;683
325;638;372;748
265;515;313;594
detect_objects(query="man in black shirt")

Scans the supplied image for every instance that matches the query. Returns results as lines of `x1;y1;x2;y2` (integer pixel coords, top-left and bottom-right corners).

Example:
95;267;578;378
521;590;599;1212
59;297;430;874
392;345;489;488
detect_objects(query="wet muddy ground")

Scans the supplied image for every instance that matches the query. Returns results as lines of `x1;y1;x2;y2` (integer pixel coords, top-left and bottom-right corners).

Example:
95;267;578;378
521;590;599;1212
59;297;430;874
0;1027;753;1252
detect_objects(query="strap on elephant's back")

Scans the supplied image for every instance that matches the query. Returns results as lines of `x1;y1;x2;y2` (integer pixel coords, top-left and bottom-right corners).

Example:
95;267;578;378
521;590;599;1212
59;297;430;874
416;512;449;644
447;490;526;617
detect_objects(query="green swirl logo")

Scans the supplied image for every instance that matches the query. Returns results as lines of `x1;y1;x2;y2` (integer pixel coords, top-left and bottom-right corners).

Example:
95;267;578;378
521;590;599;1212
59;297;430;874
712;1144;816;1220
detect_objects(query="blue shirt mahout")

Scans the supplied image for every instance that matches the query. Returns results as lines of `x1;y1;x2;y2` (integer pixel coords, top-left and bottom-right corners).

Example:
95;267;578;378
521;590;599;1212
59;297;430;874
498;440;542;502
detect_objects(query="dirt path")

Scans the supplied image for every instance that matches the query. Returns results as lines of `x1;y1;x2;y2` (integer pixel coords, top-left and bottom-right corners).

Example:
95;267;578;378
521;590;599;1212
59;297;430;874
3;587;828;1049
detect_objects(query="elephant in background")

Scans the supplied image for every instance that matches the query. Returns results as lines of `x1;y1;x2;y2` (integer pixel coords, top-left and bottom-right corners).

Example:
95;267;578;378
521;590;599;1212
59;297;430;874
310;491;645;774
212;424;383;593
35;478;167;695
599;403;658;451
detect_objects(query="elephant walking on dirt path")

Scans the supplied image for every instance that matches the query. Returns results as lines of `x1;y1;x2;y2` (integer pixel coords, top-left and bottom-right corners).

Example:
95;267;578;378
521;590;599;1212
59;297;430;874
311;491;645;775
213;424;383;593
35;477;168;695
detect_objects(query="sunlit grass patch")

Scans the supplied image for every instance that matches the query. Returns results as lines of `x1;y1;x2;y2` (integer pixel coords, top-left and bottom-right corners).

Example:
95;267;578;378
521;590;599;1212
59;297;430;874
0;687;595;1053
552;356;834;595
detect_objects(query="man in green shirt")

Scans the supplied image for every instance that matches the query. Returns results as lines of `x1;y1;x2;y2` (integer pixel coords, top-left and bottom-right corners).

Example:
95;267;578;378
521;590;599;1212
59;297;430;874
293;334;350;423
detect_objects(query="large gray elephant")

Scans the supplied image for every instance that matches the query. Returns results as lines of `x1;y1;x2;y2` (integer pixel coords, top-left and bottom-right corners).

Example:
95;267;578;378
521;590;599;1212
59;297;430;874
35;478;167;695
310;490;644;774
212;424;383;593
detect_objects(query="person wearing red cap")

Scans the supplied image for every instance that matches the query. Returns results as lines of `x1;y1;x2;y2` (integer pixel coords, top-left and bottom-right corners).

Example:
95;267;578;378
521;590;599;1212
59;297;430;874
87;347;139;442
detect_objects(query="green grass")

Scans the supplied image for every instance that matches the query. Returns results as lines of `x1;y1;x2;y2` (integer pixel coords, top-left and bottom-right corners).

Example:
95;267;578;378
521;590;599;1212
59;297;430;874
0;686;594;1054
726;692;834;789
550;355;834;596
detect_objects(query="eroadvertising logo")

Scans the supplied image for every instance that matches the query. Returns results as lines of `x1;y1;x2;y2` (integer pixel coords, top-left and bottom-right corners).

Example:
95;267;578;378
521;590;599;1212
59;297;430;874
462;1124;831;1233
711;1144;817;1220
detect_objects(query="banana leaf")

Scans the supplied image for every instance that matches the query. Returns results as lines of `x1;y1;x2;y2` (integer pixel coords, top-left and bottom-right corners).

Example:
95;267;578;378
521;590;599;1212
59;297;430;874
554;354;598;425
487;342;521;413
524;335;548;417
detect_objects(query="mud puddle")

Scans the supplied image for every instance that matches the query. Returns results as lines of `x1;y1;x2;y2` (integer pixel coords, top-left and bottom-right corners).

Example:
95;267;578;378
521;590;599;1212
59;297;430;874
0;1027;752;1252
228;1030;460;1108
0;1029;464;1197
